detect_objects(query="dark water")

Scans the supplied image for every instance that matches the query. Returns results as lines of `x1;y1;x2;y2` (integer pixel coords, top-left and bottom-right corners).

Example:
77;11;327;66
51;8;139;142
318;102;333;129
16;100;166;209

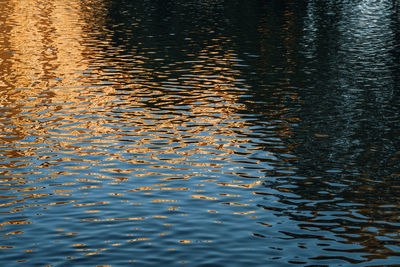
1;0;400;265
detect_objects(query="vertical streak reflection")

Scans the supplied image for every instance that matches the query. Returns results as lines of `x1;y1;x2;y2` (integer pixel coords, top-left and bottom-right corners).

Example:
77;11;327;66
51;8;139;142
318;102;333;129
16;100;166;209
0;0;116;143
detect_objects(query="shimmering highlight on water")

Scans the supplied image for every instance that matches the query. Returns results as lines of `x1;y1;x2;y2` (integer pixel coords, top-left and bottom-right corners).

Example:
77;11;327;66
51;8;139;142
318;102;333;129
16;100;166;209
1;0;400;266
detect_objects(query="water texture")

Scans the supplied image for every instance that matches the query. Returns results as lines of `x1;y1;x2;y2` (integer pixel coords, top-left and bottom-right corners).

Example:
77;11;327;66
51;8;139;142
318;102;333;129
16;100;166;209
1;0;400;266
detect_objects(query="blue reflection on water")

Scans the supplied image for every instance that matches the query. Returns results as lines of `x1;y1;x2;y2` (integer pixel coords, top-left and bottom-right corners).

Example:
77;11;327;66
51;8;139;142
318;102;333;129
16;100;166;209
1;0;400;266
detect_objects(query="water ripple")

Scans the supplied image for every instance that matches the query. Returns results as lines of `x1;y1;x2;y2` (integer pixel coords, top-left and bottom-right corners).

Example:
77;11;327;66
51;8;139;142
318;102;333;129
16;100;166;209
0;0;400;266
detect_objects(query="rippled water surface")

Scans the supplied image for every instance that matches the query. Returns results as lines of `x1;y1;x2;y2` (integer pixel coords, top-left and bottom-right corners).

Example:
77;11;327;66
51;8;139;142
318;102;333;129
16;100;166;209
1;0;400;265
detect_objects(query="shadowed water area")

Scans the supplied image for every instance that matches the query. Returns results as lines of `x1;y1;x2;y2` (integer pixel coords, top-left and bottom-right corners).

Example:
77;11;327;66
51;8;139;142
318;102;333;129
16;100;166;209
1;0;400;265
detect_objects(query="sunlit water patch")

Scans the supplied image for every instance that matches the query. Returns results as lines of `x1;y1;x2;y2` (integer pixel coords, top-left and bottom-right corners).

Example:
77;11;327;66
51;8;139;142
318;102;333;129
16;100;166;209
1;0;400;266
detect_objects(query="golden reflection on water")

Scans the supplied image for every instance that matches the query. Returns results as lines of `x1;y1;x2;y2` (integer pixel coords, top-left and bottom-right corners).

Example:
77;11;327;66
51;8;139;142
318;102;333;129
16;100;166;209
0;0;116;242
0;0;271;261
2;0;399;265
0;0;116;141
